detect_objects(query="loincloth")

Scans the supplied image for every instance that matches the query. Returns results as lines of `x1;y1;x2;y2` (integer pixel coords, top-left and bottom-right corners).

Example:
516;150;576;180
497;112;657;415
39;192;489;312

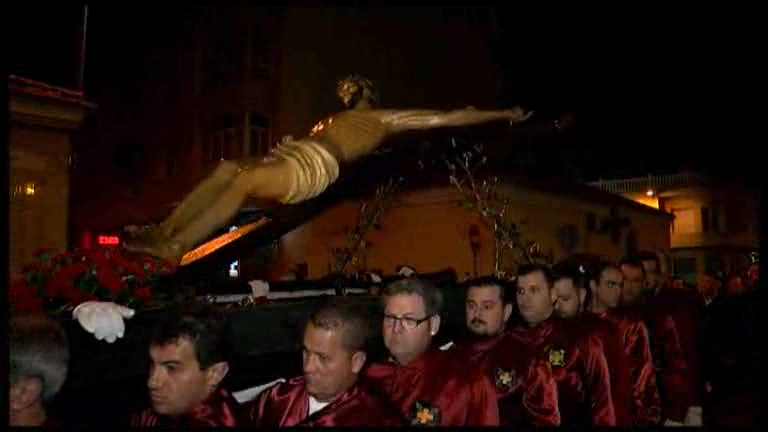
268;138;340;204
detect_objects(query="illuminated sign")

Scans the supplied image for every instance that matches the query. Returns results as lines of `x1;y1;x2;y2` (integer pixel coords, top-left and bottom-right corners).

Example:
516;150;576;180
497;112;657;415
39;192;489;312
98;235;120;246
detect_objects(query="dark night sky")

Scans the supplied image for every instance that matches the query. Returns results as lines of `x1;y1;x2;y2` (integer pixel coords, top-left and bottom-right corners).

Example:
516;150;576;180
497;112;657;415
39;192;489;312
10;7;752;184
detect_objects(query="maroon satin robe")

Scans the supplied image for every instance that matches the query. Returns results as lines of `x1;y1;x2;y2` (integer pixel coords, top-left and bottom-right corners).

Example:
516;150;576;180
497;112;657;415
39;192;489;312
510;316;616;426
580;312;633;427
595;309;661;425
362;348;500;426
241;376;404;427
656;286;702;406
640;300;692;422
450;332;560;426
130;388;239;427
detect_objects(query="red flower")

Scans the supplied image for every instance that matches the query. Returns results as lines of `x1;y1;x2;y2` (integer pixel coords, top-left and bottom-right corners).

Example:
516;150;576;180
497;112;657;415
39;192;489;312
9;279;44;314
45;269;86;305
96;267;125;295
134;287;152;305
113;255;146;279
60;262;88;279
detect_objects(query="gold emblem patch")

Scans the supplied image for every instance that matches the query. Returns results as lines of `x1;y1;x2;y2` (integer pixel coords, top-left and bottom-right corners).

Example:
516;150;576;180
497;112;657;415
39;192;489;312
547;347;566;367
494;367;516;391
408;400;441;426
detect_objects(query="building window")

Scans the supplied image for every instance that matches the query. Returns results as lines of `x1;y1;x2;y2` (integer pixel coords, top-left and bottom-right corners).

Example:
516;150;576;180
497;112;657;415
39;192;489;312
711;204;720;232
671;208;696;234
726;206;747;233
202;15;245;90
248;113;271;156
249;24;273;80
201;112;270;165
701;206;710;232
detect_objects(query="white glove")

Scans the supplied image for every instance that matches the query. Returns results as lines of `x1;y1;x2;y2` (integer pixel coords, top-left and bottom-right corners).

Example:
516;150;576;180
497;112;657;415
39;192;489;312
439;341;455;351
73;301;135;343
663;419;685;427
248;280;270;298
232;378;286;404
368;273;382;284
684;406;703;426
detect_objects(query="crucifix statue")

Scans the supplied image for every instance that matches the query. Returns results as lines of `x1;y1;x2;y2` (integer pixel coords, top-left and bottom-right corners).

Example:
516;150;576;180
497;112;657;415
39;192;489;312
124;75;533;264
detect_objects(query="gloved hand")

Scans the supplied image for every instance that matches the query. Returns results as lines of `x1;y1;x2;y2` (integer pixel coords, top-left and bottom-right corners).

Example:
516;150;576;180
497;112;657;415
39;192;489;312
73;301;135;343
684;406;703;426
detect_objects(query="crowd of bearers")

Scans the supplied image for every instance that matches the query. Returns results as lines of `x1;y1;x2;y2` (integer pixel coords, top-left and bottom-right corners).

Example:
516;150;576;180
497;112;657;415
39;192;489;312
12;252;759;427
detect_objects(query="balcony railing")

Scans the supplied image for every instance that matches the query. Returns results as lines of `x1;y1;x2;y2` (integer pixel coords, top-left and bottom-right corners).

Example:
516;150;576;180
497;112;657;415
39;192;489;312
587;172;711;194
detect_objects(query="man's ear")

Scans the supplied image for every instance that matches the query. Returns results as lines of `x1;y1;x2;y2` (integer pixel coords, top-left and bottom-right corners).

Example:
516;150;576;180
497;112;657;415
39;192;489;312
205;362;230;390
578;288;587;307
503;303;513;323
351;351;367;374
428;315;441;336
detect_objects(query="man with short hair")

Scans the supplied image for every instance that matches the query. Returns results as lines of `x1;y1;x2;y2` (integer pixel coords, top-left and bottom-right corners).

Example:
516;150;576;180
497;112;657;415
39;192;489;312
131;304;239;427
551;261;632;426
363;278;499;426
623;256;698;426
243;300;404;426
590;260;661;426
450;276;559;426
10;314;70;427
510;263;616;426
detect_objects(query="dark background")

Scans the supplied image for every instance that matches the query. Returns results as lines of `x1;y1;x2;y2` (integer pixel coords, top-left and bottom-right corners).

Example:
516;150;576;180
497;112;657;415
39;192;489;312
9;6;754;184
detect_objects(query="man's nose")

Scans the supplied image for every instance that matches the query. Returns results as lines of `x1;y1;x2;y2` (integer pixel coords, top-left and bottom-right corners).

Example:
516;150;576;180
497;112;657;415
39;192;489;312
303;355;318;374
148;370;163;390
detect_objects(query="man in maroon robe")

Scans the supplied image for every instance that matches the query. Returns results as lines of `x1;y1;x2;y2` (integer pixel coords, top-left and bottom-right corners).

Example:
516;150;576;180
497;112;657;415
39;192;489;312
448;276;559;426
363;277;500;426
626;255;697;425
10;314;69;428
551;261;633;426
587;260;661;426
242;300;404;426
509;263;616;427
130;304;240;427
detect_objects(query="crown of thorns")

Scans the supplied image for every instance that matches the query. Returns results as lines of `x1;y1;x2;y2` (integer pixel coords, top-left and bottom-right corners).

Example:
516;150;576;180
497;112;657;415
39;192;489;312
338;74;379;105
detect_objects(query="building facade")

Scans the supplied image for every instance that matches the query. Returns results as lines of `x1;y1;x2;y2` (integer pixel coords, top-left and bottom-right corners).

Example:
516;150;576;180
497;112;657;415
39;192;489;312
589;172;759;283
9;76;94;275
263;178;671;281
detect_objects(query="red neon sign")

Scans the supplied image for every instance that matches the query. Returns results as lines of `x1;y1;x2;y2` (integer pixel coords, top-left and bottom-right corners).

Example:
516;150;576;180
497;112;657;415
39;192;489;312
98;235;120;246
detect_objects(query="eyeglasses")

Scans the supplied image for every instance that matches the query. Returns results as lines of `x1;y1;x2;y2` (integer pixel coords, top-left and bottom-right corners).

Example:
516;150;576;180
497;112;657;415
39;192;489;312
383;314;432;330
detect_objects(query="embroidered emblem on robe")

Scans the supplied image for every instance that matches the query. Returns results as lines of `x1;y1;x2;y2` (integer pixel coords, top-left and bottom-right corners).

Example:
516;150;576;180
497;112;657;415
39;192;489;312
494;367;516;391
408;400;441;426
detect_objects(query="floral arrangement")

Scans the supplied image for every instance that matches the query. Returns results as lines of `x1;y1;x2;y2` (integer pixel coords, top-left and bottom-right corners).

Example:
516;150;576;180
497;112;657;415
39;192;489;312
10;246;175;316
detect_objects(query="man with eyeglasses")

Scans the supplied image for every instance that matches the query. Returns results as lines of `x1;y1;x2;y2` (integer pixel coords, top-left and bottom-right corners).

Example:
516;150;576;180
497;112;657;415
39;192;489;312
448;276;560;427
362;278;499;426
551;261;633;427
588;261;661;426
509;263;616;427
